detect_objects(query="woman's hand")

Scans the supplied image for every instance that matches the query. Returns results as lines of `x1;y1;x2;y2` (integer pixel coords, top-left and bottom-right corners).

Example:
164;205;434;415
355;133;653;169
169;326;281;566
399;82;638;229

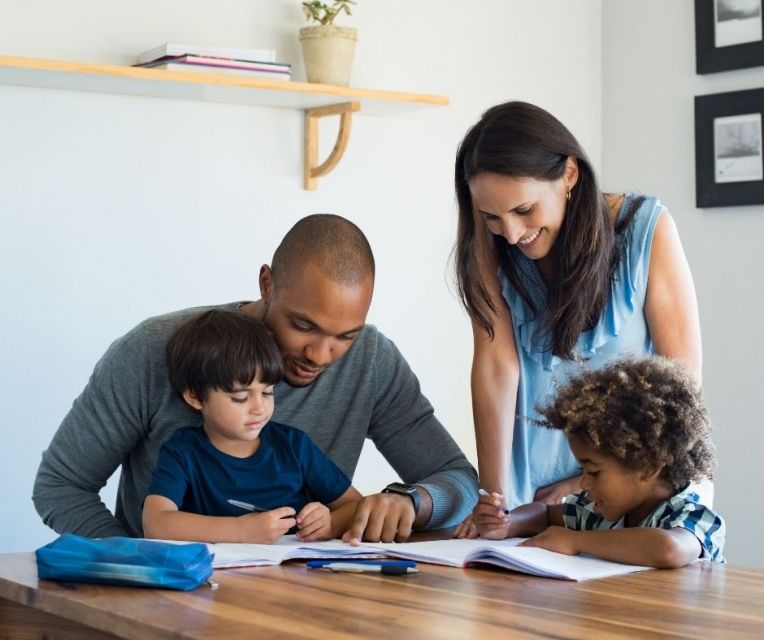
533;475;582;505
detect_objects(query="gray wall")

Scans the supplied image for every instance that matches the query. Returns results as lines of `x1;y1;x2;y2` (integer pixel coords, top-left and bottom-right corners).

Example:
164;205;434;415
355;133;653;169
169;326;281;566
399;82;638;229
603;0;764;567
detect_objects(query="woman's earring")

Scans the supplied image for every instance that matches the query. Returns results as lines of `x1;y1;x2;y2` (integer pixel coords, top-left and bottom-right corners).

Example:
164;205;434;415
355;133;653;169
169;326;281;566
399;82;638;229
566;189;571;202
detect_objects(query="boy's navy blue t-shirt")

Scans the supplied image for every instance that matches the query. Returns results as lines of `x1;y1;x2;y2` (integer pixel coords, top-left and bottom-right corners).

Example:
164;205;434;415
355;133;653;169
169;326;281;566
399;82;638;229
146;422;351;516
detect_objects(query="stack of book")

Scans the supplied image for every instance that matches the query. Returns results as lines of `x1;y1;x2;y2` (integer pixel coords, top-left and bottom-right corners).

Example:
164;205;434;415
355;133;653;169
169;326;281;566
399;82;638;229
134;42;291;81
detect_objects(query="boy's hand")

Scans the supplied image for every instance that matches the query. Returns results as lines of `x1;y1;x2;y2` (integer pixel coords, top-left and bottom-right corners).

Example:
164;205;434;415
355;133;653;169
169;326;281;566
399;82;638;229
474;491;510;540
238;507;296;544
519;526;578;555
453;512;478;539
295;502;332;541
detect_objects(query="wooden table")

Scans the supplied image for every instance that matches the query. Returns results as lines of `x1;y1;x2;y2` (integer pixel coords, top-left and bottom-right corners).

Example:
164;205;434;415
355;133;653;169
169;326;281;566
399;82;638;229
2;551;763;639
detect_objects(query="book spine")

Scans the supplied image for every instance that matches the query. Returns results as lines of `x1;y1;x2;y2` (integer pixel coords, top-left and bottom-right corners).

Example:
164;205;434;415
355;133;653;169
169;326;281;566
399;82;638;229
183;48;277;64
137;45;277;65
160;62;290;76
178;56;291;72
150;63;292;80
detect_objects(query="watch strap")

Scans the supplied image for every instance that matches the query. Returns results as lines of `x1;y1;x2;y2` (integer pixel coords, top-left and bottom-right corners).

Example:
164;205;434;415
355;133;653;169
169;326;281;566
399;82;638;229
382;483;421;515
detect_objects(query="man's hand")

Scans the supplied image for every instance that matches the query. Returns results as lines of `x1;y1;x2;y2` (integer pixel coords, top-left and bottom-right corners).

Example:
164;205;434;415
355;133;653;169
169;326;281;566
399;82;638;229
533;475;582;505
519;526;579;555
341;493;416;544
237;507;296;544
295;502;331;541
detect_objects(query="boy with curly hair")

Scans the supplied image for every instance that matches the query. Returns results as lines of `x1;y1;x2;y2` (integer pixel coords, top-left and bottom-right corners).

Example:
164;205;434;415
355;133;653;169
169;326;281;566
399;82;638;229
474;356;725;567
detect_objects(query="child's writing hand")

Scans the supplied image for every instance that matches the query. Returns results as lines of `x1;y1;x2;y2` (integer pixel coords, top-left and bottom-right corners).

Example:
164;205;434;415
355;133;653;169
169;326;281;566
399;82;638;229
452;512;478;539
238;507;296;544
295;502;331;541
519;526;578;555
474;491;511;540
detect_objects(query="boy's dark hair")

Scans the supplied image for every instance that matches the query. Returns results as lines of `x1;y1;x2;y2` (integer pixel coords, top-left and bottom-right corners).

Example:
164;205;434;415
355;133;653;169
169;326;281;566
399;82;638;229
166;310;283;402
536;356;716;492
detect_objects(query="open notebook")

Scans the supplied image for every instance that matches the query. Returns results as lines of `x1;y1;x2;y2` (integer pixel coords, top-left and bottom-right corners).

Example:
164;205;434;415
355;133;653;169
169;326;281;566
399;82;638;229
200;536;650;581
207;538;384;568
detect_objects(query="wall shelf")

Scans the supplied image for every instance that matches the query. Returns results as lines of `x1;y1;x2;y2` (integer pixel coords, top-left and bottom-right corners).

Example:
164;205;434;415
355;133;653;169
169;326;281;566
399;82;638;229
0;54;449;189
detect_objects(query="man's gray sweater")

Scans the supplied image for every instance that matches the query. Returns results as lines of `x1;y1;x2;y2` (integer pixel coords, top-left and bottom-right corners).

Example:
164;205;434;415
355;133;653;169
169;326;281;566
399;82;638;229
33;303;477;537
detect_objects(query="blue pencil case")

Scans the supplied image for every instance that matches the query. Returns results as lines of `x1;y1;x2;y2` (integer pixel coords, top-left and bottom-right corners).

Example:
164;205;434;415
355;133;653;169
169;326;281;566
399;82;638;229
36;534;214;591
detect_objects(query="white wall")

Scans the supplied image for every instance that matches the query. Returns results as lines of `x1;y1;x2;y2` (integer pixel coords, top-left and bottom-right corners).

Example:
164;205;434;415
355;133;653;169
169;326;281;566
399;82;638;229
0;0;603;553
602;1;764;567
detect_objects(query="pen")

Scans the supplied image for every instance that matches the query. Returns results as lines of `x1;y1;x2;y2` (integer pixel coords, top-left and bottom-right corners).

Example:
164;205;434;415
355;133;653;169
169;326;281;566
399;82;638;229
307;560;418;575
227;499;265;512
479;488;510;515
306;560;416;569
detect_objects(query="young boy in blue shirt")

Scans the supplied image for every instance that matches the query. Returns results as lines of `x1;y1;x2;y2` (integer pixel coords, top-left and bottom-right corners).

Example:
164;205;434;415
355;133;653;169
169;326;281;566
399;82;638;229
470;356;726;567
142;310;362;544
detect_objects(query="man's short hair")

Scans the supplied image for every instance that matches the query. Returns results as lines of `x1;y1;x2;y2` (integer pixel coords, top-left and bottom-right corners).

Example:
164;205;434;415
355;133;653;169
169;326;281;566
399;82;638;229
166;309;283;401
271;214;375;289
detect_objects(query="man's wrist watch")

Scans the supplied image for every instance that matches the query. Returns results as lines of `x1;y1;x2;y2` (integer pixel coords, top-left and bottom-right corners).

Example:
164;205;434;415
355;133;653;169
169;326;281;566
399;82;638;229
382;482;421;515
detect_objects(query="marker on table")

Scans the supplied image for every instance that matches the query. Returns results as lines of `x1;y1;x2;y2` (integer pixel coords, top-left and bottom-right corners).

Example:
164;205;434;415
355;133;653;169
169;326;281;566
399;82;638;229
307;560;418;575
479;489;510;515
227;499;265;512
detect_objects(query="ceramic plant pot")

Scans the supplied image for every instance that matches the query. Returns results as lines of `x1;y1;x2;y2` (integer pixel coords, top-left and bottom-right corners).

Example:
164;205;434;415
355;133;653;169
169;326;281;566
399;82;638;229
299;25;357;86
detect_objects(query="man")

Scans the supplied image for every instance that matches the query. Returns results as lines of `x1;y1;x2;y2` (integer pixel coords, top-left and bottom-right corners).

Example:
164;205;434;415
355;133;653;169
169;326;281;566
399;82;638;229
33;214;477;542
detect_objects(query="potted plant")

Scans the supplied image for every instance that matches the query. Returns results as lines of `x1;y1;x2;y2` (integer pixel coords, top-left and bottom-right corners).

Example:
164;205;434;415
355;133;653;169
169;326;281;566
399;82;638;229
299;0;357;86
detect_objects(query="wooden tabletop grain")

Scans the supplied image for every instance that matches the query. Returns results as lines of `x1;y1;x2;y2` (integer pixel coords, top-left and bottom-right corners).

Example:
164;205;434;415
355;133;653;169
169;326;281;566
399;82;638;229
2;550;763;639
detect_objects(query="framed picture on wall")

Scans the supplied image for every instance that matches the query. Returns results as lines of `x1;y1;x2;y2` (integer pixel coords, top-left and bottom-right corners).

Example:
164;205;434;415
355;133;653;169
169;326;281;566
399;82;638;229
695;0;764;73
695;88;764;207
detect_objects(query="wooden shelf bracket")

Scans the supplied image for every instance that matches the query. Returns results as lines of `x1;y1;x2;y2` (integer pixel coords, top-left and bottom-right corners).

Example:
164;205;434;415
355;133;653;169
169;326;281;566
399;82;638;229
303;101;360;190
0;55;449;192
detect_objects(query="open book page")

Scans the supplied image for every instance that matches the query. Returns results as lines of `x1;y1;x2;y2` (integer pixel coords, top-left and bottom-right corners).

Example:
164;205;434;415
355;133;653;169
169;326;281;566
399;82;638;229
207;536;385;568
368;538;507;567
370;538;650;581
465;545;650;581
196;536;650;580
206;540;300;568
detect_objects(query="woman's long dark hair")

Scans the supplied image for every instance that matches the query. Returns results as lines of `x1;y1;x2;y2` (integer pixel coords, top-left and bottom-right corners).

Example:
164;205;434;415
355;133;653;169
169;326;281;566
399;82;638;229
455;101;638;359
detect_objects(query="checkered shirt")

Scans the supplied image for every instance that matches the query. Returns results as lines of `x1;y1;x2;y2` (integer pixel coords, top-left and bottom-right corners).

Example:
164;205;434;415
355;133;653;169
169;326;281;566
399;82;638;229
561;485;726;562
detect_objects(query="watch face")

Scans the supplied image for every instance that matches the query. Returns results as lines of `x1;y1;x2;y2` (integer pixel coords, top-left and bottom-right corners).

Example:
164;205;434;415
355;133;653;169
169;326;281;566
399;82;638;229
384;483;420;515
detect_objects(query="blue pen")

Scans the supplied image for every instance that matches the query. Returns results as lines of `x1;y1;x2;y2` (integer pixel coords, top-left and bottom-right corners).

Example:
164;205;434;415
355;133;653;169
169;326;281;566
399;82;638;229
307;560;418;575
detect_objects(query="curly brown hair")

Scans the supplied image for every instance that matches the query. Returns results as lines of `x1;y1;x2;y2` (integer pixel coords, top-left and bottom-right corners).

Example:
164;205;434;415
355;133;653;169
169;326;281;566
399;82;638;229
536;356;716;492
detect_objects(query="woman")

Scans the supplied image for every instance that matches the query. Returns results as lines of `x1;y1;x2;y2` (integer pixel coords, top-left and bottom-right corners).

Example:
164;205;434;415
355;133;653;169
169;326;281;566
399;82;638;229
452;101;701;539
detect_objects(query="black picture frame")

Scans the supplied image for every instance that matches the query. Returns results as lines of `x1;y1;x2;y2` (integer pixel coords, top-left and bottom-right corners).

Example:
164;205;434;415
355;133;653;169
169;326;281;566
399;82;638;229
695;88;764;207
695;0;764;73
